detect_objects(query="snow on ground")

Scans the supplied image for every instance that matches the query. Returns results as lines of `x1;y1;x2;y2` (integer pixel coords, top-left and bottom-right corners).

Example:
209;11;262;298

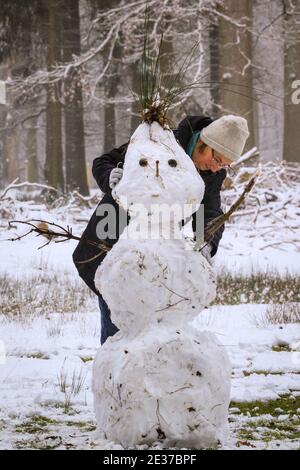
0;304;300;450
0;310;99;450
216;162;300;276
216;227;300;276
0;166;299;450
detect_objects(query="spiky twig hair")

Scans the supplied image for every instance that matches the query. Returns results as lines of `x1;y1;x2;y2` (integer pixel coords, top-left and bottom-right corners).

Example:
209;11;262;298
137;5;198;128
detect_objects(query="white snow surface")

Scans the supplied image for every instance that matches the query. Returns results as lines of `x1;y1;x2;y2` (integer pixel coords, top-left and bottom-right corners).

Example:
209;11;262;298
1;303;300;450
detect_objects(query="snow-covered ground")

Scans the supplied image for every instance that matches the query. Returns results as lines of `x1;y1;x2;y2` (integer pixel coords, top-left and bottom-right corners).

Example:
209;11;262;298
1;303;300;450
0;166;299;450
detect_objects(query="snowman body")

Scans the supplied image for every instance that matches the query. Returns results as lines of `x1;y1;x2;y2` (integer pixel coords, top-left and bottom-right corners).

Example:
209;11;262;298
93;122;231;448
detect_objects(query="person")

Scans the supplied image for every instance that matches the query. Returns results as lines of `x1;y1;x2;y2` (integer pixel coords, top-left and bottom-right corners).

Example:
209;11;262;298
73;114;249;345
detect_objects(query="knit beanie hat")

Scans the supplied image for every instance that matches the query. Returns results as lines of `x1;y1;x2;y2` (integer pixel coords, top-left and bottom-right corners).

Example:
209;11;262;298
200;115;249;161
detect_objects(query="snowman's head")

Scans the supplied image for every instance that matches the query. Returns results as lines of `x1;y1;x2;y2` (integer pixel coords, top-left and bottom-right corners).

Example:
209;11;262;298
112;122;205;220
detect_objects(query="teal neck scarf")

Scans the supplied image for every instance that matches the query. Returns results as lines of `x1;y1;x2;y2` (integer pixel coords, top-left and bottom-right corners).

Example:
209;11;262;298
186;130;201;158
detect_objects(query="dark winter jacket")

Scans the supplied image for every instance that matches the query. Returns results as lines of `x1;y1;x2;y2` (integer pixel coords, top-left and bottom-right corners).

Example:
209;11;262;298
72;116;226;295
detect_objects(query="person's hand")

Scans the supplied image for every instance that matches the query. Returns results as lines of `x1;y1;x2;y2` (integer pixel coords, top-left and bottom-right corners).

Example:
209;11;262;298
109;167;123;189
200;243;212;265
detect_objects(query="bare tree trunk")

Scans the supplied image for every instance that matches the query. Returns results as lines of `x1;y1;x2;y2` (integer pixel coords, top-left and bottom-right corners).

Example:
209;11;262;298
218;0;255;150
209;22;220;117
26;121;39;182
252;0;284;162
0;105;8;187
3;130;19;182
284;2;300;163
160;31;177;124
130;61;141;135
104;77;117;152
1;59;20;185
62;0;89;195
45;0;64;191
104;35;123;151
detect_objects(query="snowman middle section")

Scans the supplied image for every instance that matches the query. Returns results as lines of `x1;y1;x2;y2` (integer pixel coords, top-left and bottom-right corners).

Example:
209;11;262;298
95;236;216;335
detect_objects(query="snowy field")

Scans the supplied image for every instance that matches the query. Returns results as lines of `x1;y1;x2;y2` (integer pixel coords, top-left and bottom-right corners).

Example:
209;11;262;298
0;164;300;450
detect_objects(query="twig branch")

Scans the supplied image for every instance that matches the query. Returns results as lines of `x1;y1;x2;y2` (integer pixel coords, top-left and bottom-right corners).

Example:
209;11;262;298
158;281;190;301
0;178;19;200
0;180;62;200
4;172;261;261
205;171;259;241
155;297;189;312
231;147;259;168
4;219;111;255
195;170;260;251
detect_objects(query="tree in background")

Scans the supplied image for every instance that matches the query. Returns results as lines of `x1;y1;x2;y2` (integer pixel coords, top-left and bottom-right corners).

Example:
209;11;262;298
1;0;299;193
84;0;211;145
217;0;255;150
283;0;300;163
0;0;90;193
45;0;64;192
0;0;45;185
62;0;89;194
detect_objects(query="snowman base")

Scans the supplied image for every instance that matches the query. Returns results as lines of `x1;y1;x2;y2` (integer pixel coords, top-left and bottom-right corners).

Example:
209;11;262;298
92;325;231;449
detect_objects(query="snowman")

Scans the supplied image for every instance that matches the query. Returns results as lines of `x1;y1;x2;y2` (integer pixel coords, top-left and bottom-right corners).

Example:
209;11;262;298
93;120;231;449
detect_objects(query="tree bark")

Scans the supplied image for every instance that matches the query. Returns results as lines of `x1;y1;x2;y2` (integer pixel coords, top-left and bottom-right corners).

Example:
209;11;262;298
104;77;117;152
62;0;89;195
130;61;142;135
251;0;284;162
26;121;39;182
0;104;8;186
45;0;64;191
209;23;220;117
3;129;19;183
283;2;300;163
218;0;255;151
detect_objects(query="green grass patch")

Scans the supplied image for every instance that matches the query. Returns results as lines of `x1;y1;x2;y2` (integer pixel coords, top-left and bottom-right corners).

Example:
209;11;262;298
242;370;285;377
262;427;300;442
13;415;96;450
15;415;59;434
236;428;256;441
13;416;96;449
242;370;300;377
272;345;292;352
79;356;94;363
231;396;300;445
236;418;300;443
25;352;50;360
65;420;96;432
230;395;300;417
14;436;62;450
43;402;80;415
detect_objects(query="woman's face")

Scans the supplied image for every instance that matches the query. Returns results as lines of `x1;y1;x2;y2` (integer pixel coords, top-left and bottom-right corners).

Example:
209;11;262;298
191;139;232;172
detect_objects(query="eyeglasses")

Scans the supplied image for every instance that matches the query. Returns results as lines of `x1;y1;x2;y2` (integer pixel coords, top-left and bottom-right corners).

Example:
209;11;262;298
211;149;236;177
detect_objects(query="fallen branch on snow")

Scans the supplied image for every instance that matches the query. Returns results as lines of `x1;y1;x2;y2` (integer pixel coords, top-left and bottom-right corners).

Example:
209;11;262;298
0;178;62;201
5;219;111;254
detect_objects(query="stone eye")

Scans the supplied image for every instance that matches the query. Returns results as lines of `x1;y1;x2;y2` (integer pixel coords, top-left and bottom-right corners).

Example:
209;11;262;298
168;159;177;167
139;158;148;167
